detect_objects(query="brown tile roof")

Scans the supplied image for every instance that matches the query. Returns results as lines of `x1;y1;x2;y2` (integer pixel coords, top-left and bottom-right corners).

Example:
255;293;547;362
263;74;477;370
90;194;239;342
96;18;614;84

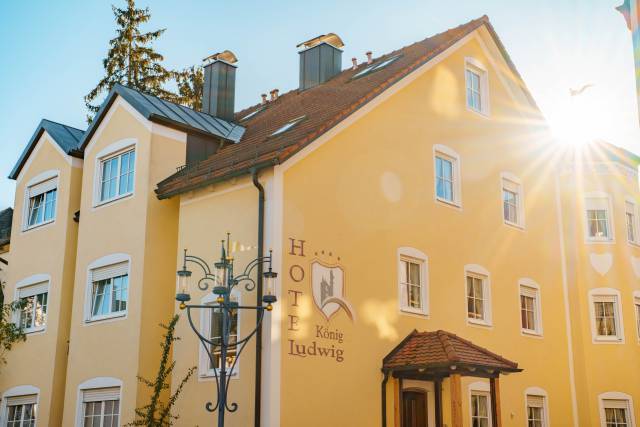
156;15;535;199
382;330;520;372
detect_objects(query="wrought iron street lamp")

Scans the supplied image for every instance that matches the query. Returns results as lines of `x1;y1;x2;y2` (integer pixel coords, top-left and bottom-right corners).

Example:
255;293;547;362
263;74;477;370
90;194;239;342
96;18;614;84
176;234;277;426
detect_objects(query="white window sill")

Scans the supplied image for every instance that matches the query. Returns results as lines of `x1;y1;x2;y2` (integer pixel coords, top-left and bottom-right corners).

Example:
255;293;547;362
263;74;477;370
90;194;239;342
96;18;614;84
466;105;490;118
504;220;525;231
23;327;46;335
585;238;615;245
22;219;55;233
593;336;624;344
467;318;492;328
521;329;543;338
400;307;429;317
85;312;127;324
435;197;462;210
198;371;239;382
93;192;133;209
627;240;640;248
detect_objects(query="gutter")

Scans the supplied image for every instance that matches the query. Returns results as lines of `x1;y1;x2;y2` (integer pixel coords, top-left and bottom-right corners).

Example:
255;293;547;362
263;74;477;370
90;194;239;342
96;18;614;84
381;370;390;427
251;168;265;427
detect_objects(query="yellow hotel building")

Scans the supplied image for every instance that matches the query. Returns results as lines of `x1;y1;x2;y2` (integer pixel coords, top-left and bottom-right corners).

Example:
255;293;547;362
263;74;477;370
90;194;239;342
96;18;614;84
2;15;640;427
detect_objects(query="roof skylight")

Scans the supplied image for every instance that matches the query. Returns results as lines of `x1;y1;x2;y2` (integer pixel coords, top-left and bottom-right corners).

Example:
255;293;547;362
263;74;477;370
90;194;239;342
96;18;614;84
240;106;265;122
271;116;305;137
352;55;402;79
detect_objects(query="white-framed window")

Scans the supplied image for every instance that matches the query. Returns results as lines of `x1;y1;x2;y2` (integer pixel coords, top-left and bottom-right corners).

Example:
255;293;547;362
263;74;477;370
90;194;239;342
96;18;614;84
525;387;550;427
465;57;489;115
16;282;49;333
81;388;120;427
5;395;37;427
501;173;524;227
633;292;640;341
199;291;240;378
465;265;491;326
585;194;614;242
625;199;639;244
433;145;461;207
23;172;58;230
397;247;428;316
599;392;636;427
589;289;624;343
520;279;542;336
99;149;135;203
468;382;492;427
85;254;130;323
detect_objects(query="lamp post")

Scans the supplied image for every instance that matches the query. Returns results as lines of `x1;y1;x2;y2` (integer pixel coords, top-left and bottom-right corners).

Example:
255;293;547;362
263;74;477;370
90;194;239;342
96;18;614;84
176;234;277;426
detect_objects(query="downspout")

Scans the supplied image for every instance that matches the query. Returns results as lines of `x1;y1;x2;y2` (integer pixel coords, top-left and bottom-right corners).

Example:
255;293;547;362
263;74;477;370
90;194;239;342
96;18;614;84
381;370;390;427
252;168;265;427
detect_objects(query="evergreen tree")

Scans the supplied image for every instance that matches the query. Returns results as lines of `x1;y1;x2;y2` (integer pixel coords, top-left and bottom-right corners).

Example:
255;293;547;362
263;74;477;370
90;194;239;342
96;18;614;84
127;315;196;426
169;66;204;111
85;0;174;121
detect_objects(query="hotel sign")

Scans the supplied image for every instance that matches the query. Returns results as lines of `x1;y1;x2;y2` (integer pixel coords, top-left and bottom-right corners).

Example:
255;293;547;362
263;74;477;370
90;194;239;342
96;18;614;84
286;237;355;363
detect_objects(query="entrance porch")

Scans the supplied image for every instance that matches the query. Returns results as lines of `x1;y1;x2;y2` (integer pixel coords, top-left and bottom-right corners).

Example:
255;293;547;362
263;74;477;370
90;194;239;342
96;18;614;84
381;330;522;427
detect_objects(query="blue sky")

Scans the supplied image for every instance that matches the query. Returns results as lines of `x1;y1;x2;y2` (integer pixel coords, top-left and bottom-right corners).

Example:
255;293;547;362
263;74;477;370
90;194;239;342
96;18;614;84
0;0;637;209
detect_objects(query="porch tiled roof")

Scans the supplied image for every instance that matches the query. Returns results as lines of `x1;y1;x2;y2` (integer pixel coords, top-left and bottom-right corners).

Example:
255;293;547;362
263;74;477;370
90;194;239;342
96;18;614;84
383;330;519;372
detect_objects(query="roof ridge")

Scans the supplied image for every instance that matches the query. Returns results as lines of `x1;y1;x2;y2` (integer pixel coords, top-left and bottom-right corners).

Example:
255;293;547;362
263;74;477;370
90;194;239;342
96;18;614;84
447;331;518;368
436;330;459;362
41;118;85;133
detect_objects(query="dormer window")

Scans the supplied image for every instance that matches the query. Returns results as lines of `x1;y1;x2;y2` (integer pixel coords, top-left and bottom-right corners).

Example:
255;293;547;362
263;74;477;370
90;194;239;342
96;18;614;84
271;116;305;137
99;149;135;203
23;172;58;230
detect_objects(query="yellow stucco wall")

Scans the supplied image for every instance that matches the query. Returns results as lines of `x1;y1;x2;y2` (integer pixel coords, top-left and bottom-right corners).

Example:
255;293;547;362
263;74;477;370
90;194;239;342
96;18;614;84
60;101;185;425
171;175;264;427
1;134;82;426
278;33;576;426
558;160;640;426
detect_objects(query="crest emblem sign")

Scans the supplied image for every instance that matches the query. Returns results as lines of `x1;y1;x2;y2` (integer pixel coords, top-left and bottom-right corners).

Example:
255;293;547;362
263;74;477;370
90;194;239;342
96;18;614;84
311;261;355;321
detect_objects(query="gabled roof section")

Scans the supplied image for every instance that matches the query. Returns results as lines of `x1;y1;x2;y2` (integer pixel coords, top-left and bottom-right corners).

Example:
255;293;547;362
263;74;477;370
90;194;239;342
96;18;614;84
9;119;84;180
156;15;538;199
0;208;13;246
79;84;245;151
382;330;520;373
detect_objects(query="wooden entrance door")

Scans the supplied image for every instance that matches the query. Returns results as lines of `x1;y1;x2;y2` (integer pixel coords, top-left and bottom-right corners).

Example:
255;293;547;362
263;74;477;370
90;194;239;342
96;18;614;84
403;390;427;427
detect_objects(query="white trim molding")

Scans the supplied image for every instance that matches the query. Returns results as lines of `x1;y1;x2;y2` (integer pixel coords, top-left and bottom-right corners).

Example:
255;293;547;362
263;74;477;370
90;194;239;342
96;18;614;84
464;56;490;117
464;264;492;327
13;274;51;335
22;169;60;232
468;381;492;427
588;288;625;344
84;253;131;324
16;132;82;184
76;377;123;427
625;196;640;246
633;290;640;343
584;192;615;244
0;385;40;427
397;247;429;316
519;278;543;337
198;289;241;380
92;138;138;209
433;144;462;209
500;171;525;229
598;391;636;427
524;387;550;427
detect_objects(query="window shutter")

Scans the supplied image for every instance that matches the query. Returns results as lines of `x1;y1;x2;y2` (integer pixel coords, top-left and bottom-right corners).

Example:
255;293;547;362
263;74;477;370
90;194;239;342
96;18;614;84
91;262;128;283
6;394;37;405
18;282;49;298
603;399;629;409
520;286;537;299
502;179;519;193
83;387;120;402
28;178;57;198
526;395;544;408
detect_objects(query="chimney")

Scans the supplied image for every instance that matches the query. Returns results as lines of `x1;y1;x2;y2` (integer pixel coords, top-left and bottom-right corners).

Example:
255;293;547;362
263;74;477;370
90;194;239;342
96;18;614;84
366;51;373;64
351;57;358;70
297;33;344;90
202;50;238;121
261;94;268;105
270;89;279;101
